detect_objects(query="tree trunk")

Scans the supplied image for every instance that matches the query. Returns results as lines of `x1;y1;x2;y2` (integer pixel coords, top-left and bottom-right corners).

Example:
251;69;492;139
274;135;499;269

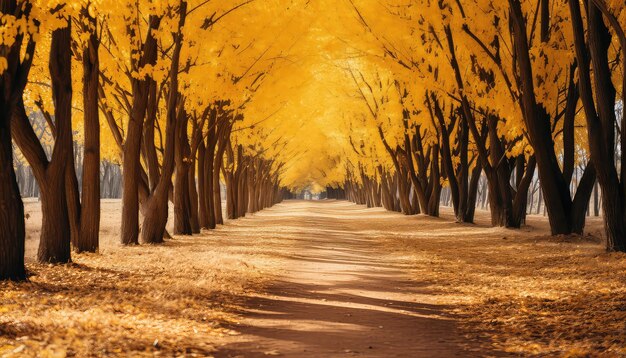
38;182;71;263
141;188;169;244
197;142;208;227
188;160;200;233
174;161;192;235
465;164;481;223
238;164;249;217
141;5;186;243
121;115;143;244
77;12;100;253
0;84;25;279
213;134;228;225
142;80;160;193
174;111;192;235
568;0;626;251
204;132;216;229
593;181;600;216
121;15;161;245
65;150;81;249
226;169;236;219
510;156;537;227
509;0;594;235
35;24;74;263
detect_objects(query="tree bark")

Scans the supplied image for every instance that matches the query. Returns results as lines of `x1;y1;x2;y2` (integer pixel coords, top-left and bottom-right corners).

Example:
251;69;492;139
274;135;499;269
141;4;186;243
0;116;24;279
174;106;192;235
33;24;74;263
0;0;26;277
77;13;101;252
121;15;161;245
509;0;594;235
65;146;81;249
188;158;200;233
0;0;35;281
568;0;626;250
204;112;217;229
197;142;208;227
213;125;230;225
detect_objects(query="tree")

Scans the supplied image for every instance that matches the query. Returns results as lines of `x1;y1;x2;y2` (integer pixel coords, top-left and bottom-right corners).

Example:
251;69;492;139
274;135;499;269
12;5;75;263
120;10;161;245
76;2;101;252
508;0;596;235
0;0;31;280
568;0;626;251
140;1;187;244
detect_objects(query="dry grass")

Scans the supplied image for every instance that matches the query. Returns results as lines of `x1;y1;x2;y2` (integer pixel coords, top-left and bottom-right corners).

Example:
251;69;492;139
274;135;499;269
377;208;626;356
0;200;287;357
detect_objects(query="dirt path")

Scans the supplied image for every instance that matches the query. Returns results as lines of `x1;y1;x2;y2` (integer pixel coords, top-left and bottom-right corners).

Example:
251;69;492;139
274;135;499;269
218;200;473;357
10;199;622;356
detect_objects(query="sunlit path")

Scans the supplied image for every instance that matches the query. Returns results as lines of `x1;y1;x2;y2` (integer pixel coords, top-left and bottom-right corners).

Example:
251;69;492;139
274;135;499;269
2;197;624;356
217;200;480;357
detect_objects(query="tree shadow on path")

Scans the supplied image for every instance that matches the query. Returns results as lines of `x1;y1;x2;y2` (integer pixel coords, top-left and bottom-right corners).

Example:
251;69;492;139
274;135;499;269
214;200;511;357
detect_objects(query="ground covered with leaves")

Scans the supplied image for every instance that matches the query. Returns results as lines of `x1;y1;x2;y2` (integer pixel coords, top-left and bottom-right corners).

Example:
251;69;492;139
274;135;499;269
0;200;286;357
2;200;625;357
380;209;626;356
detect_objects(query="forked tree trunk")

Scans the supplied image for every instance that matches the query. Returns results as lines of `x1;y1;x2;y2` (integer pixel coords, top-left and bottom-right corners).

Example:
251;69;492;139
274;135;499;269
141;4;186;243
431;95;472;222
509;0;595;235
141;188;169;244
121;15;161;245
568;0;626;250
35;24;74;263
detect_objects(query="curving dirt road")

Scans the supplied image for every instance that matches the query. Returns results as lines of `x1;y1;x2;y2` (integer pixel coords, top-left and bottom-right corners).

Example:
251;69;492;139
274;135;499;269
217;200;476;357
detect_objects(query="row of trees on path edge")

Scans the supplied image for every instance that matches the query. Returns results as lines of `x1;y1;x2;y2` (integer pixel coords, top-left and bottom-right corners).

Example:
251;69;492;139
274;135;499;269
0;0;293;281
319;0;625;253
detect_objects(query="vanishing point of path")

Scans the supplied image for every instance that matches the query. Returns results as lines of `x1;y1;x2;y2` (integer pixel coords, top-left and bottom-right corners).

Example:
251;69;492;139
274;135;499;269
218;200;475;357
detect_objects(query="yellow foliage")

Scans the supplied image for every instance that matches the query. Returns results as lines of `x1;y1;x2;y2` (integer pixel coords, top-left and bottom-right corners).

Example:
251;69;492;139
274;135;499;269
5;0;623;189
